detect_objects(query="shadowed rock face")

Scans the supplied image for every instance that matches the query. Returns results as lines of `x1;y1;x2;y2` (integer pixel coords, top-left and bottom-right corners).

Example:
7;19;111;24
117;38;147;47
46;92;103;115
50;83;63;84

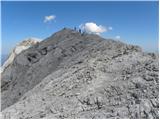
1;28;159;119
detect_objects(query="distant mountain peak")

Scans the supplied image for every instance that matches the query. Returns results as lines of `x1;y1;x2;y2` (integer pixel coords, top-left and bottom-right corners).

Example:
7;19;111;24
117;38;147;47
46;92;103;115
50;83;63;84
17;37;40;46
1;37;40;72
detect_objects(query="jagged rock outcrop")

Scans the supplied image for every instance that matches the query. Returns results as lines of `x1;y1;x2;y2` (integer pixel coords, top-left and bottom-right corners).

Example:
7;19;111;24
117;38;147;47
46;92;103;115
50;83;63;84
1;38;40;92
1;28;159;119
1;38;40;72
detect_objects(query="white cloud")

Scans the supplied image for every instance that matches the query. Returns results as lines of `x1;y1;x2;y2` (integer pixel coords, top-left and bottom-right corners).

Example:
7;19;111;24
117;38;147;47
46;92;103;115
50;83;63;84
79;22;106;35
115;35;120;39
108;26;113;30
44;15;56;23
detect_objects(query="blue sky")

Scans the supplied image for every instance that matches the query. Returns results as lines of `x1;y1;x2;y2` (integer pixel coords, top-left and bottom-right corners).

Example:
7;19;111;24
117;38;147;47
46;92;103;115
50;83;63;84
1;1;159;54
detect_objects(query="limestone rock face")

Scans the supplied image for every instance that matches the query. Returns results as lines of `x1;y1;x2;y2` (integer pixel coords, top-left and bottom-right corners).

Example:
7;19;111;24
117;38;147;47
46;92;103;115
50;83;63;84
1;38;40;72
1;28;159;119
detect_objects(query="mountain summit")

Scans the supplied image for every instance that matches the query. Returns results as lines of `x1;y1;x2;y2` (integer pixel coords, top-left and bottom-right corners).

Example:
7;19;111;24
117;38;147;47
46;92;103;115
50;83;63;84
1;28;159;119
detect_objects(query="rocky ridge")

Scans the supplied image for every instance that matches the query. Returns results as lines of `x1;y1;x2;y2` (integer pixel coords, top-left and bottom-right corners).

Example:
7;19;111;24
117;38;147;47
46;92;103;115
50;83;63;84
1;38;40;72
1;28;159;118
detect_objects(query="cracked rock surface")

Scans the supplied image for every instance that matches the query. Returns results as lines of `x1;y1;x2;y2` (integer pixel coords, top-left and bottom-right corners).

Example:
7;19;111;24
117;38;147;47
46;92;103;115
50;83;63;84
1;28;159;119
